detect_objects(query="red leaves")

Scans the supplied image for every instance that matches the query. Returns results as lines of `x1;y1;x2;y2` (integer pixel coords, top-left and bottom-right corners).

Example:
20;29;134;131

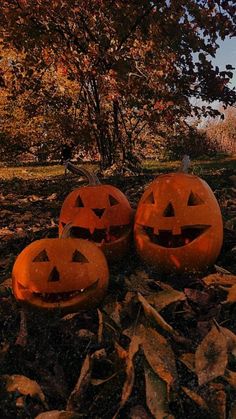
154;100;174;112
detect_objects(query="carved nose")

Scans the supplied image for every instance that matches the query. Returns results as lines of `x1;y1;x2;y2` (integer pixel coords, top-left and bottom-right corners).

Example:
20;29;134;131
163;203;175;217
48;267;60;282
92;208;105;219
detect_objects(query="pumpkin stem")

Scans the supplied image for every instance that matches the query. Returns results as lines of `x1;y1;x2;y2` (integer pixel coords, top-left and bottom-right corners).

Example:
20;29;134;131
178;155;191;173
60;222;73;239
65;161;100;185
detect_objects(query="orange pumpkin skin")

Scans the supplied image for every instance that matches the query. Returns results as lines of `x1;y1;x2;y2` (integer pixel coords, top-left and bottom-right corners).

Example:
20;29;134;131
59;184;133;261
12;238;109;312
134;173;223;274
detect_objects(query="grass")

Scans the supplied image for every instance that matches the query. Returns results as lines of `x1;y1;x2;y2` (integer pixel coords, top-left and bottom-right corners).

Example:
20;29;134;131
0;155;235;180
0;163;97;180
143;155;236;175
0;164;64;180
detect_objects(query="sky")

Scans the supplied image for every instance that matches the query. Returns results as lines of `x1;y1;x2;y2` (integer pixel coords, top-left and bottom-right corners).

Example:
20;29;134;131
192;37;236;113
213;37;236;89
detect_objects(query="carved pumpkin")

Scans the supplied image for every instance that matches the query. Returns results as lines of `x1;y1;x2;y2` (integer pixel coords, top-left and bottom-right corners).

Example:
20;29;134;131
12;238;109;312
59;163;133;261
134;172;223;273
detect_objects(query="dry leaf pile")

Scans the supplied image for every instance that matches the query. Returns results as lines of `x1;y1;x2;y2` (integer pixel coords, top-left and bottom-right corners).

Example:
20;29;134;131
0;168;236;419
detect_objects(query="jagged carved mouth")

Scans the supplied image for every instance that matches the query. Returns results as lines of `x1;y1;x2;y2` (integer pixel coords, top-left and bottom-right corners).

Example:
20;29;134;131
68;225;129;244
19;280;99;303
142;226;210;248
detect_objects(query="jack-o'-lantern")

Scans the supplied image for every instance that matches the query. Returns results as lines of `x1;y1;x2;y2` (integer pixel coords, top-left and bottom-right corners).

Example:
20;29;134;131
134;172;223;273
59;163;134;261
12;238;109;312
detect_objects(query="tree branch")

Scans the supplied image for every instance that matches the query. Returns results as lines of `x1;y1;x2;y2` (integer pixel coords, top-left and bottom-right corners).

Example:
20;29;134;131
116;4;155;52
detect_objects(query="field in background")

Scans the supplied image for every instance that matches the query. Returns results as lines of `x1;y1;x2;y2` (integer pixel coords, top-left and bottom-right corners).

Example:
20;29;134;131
0;155;235;180
0;163;96;180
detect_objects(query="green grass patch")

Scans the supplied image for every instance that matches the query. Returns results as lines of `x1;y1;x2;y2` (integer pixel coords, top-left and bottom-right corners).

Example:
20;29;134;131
0;155;235;180
0;163;98;180
143;155;236;175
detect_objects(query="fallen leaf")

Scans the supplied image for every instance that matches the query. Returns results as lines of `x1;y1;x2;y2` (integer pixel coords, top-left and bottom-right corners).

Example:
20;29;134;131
35;411;81;419
124;271;153;294
179;353;195;372
214;265;233;274
91;372;118;386
91;349;107;360
15;228;27;238
115;341;128;360
219;326;236;355
47;193;57;201
184;288;212;307
203;273;236;286
0;227;14;237
0;210;13;217
66;354;93;411
0;257;12;269
2;374;46;404
61;313;80;321
15;309;28;347
129;405;152;419
147;288;186;312
181;386;208;411
97;308;103;344
139;325;177;391
20;212;33;221
0;278;12;296
103;301;123;326
120;335;141;398
223;369;236;389
224;284;236;304
195;325;228;386
137;293;176;335
207;383;226;419
113;335;141;419
225;217;236;230
28;194;42;202
145;365;173;418
152;280;175;291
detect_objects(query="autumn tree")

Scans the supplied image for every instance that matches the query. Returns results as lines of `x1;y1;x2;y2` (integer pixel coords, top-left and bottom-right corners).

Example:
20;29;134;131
0;46;88;162
0;0;236;167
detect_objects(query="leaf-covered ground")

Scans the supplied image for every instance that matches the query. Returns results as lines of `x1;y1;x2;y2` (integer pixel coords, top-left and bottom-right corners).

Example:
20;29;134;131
0;160;236;419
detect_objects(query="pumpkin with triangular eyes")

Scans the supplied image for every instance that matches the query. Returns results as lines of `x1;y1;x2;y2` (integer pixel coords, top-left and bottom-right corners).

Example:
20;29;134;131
12;238;109;312
59;185;133;261
134;172;223;273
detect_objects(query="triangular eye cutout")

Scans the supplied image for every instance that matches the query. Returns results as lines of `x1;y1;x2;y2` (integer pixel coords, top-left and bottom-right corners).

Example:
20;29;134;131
109;195;119;206
75;195;84;207
187;191;204;206
48;267;60;282
72;250;89;263
163;203;175;217
33;249;49;262
144;192;155;204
